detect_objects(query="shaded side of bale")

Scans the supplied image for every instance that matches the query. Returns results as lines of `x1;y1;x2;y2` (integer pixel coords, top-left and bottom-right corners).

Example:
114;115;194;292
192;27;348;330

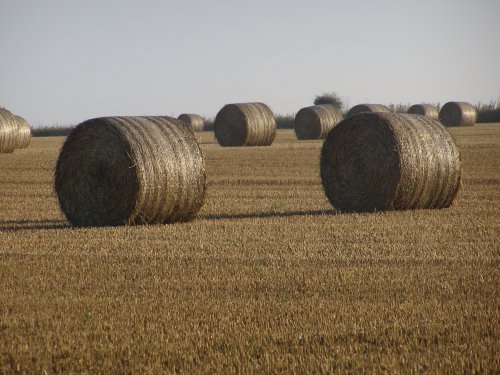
55;116;206;227
0;108;19;153
294;104;343;140
439;101;477;127
407;104;439;120
178;113;205;132
14;115;32;148
346;104;391;118
320;112;461;213
214;102;276;146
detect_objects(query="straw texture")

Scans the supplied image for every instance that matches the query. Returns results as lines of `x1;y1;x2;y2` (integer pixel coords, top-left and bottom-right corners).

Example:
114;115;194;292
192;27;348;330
14;115;32;149
294;104;343;140
407;104;439;120
214;102;276;146
178;113;205;132
0;108;19;153
55;116;206;227
346;104;391;118
320;113;461;213
439;102;477;127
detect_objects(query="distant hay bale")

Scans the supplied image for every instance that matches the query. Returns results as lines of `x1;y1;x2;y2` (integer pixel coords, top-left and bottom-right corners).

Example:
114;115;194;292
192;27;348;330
407;104;439;120
294;104;343;140
0;107;19;153
346;104;391;118
439;101;477;127
320;113;461;213
214;102;276;146
178;113;205;132
14;115;32;149
55;116;206;227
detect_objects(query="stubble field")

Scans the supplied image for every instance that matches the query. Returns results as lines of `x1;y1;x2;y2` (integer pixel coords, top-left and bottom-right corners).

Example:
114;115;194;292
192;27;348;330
0;125;499;373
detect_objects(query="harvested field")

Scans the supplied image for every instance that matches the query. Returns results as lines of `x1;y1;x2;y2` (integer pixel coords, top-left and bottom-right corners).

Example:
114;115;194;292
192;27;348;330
0;125;499;373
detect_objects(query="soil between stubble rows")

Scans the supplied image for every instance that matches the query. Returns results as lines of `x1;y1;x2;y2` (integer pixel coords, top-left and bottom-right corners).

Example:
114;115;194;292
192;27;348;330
0;127;499;373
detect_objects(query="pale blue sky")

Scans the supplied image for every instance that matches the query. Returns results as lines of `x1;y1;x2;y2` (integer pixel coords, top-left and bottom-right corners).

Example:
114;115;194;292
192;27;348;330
1;0;499;126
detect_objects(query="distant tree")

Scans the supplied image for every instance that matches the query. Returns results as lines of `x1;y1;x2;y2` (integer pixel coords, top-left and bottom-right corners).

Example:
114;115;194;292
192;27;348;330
314;92;343;110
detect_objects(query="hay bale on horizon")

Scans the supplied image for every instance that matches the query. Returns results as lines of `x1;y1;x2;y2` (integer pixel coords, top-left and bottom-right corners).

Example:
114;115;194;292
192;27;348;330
214;102;276;146
0;108;19;153
178;113;205;132
320;113;461;213
55;116;206;227
294;104;343;140
439;101;477;127
346;104;391;118
14;115;32;149
407;104;439;120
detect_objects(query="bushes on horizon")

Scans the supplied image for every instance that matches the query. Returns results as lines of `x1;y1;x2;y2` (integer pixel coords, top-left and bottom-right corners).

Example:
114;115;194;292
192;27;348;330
32;126;74;137
476;100;500;123
313;92;343;110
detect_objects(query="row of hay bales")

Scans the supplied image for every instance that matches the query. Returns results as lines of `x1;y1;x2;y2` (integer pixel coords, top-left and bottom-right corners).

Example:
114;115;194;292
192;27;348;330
0;107;32;153
179;101;477;145
303;102;475;137
346;102;477;126
55;111;462;227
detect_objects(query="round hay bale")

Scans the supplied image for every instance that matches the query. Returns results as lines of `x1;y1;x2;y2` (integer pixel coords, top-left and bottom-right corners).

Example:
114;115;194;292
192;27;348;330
294;104;343;140
14;115;32;149
55;116;206;227
439;101;477;127
320;112;461;213
346;104;391;118
178;113;205;132
214;102;276;146
407;104;439;120
0;107;19;153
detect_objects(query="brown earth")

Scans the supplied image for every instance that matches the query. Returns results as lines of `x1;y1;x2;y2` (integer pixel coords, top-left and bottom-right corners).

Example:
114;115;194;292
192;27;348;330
0;125;499;373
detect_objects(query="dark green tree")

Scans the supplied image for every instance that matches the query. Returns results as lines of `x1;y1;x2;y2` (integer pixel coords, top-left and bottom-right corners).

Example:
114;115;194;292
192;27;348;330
314;92;343;110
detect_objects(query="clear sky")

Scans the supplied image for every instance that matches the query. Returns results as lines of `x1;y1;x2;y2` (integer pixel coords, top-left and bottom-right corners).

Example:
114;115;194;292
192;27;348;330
1;0;499;127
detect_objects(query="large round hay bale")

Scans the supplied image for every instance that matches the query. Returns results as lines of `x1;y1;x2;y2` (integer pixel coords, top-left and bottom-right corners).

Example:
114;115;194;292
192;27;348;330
178;113;205;132
294;104;343;140
439;101;477;127
407;104;439;120
214;102;276;146
346;104;391;118
55;116;206;227
0;107;19;153
14;115;32;149
320;112;461;213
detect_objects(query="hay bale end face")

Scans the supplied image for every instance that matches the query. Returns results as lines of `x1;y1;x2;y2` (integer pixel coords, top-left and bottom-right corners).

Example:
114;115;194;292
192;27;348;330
407;104;439;120
294;104;343;140
178;113;205;132
439;101;477;127
14;115;32;149
55;116;206;227
0;108;19;153
346;104;390;118
320;113;461;213
214;102;276;146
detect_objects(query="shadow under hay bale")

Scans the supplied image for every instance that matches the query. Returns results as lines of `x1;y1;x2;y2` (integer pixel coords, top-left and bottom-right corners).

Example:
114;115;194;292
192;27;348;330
0;108;19;153
214;102;276;146
14;115;32;149
178;113;205;132
55;116;206;227
294;104;343;140
407;104;439;120
346;104;391;118
320;113;461;213
439;101;477;127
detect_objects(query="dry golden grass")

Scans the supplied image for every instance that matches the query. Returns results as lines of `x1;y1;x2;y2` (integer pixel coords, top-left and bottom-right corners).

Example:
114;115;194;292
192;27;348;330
0;125;499;373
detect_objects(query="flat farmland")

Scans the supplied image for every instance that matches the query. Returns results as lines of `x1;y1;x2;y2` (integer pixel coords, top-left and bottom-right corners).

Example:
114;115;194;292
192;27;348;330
0;125;499;373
